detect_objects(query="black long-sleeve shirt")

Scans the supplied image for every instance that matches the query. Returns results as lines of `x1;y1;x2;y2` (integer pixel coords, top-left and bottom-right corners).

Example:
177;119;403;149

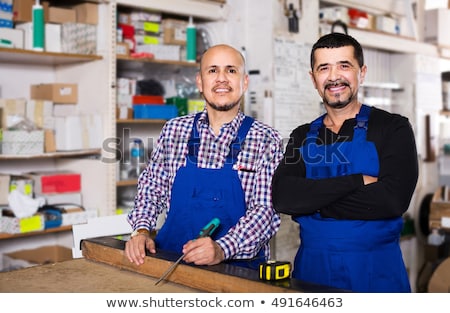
272;106;419;220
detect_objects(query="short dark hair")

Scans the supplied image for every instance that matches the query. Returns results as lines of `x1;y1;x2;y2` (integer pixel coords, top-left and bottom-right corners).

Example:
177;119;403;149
310;33;364;70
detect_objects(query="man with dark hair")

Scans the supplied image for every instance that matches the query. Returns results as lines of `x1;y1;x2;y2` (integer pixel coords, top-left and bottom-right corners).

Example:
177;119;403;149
272;33;418;292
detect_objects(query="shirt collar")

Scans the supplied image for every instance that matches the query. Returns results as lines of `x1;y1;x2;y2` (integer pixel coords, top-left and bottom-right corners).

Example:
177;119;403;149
197;109;245;134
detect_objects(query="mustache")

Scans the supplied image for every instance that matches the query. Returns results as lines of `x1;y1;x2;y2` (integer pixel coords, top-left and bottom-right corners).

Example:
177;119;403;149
324;80;350;89
212;84;232;92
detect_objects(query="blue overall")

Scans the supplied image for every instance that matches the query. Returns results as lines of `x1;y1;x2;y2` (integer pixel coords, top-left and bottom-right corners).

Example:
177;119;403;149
155;113;264;269
294;105;410;292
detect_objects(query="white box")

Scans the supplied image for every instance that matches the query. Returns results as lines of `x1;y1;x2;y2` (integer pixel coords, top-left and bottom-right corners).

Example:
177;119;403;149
61;23;97;54
376;15;398;35
2;130;44;155
36;192;82;206
135;44;180;61
14;22;32;50
0;27;24;49
45;23;62;52
55;115;83;150
55;114;102;150
425;9;450;46
53;104;78;116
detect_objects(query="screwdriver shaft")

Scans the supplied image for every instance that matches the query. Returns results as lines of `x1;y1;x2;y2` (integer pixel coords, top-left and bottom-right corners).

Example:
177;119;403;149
154;253;185;285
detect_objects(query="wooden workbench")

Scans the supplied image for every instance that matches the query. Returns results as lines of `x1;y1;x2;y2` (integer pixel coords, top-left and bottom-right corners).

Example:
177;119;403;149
0;236;346;293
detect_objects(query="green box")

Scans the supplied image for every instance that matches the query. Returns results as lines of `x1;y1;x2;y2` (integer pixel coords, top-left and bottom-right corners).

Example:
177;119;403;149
166;97;188;116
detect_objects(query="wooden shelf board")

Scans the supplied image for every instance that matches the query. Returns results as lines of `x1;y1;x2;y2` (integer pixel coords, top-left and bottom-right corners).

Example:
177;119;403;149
116;55;198;67
0;225;72;240
116;119;168;124
0;149;101;160
0;48;102;65
116;179;138;187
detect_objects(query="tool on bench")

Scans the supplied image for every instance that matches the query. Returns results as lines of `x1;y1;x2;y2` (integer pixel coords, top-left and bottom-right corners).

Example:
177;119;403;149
154;217;221;285
259;260;291;281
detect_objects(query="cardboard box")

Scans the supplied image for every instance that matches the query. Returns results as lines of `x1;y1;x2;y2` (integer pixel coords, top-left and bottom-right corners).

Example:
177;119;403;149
116;42;129;56
0;174;10;205
0;98;26;128
162;18;188;45
3;245;72;271
26;99;54;129
1;130;44;155
73;3;98;25
116;107;133;120
44;129;56;153
29;171;81;194
12;0;34;23
46;7;76;24
30;83;78;104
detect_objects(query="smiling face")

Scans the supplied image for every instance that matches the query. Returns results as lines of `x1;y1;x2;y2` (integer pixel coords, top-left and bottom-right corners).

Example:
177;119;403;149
196;45;248;113
310;45;366;109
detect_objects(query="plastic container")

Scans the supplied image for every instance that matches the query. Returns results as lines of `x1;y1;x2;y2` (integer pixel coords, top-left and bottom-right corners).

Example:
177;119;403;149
427;228;445;246
32;0;44;51
133;104;178;120
129;139;145;178
186;16;196;62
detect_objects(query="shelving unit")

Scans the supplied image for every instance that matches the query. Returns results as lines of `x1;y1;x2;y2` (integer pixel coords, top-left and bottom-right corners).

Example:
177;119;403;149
113;1;227;213
0;1;113;253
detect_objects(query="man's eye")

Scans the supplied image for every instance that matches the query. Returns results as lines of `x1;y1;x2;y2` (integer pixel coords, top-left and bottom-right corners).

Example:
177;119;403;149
317;66;328;72
228;68;237;73
340;64;351;70
208;68;217;73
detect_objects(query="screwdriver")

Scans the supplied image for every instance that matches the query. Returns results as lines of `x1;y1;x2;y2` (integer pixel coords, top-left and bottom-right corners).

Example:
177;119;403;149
154;217;221;285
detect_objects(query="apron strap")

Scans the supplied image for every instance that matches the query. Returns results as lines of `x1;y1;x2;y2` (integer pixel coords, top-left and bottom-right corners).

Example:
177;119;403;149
187;113;254;164
226;116;254;163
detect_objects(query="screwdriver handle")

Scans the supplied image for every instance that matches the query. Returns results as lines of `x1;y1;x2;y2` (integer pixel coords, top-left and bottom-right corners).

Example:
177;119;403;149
197;217;220;239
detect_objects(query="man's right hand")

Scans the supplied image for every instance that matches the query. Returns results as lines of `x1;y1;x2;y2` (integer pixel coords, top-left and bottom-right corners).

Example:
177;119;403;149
125;234;156;265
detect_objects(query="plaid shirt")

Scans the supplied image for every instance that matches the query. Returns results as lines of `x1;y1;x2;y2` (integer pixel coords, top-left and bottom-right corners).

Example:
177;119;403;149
127;109;284;260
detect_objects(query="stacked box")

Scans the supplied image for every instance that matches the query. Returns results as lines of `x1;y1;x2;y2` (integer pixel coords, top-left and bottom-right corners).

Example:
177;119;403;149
0;214;45;234
2;130;44;155
29;171;81;194
30;83;78;104
162;19;188;45
135;44;180;61
61;23;97;55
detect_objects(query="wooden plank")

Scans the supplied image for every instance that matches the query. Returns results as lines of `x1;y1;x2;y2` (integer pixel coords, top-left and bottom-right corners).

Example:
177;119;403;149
82;236;346;293
0;258;200;293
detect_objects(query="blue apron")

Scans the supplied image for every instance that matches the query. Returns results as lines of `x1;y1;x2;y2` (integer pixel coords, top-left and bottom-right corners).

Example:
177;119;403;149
155;113;264;269
294;105;410;292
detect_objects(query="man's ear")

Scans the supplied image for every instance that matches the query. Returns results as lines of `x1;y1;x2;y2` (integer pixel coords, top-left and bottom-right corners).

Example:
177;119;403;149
196;72;203;93
309;71;318;90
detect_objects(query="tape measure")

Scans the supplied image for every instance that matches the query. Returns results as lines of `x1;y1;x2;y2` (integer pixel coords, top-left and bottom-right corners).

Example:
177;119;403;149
259;260;291;281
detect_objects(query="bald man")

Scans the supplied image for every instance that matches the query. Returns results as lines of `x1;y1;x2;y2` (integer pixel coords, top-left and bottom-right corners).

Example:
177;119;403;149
125;45;284;269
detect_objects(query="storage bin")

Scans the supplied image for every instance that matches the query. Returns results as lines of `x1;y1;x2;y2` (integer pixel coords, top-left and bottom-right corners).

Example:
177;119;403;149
133;104;178;120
